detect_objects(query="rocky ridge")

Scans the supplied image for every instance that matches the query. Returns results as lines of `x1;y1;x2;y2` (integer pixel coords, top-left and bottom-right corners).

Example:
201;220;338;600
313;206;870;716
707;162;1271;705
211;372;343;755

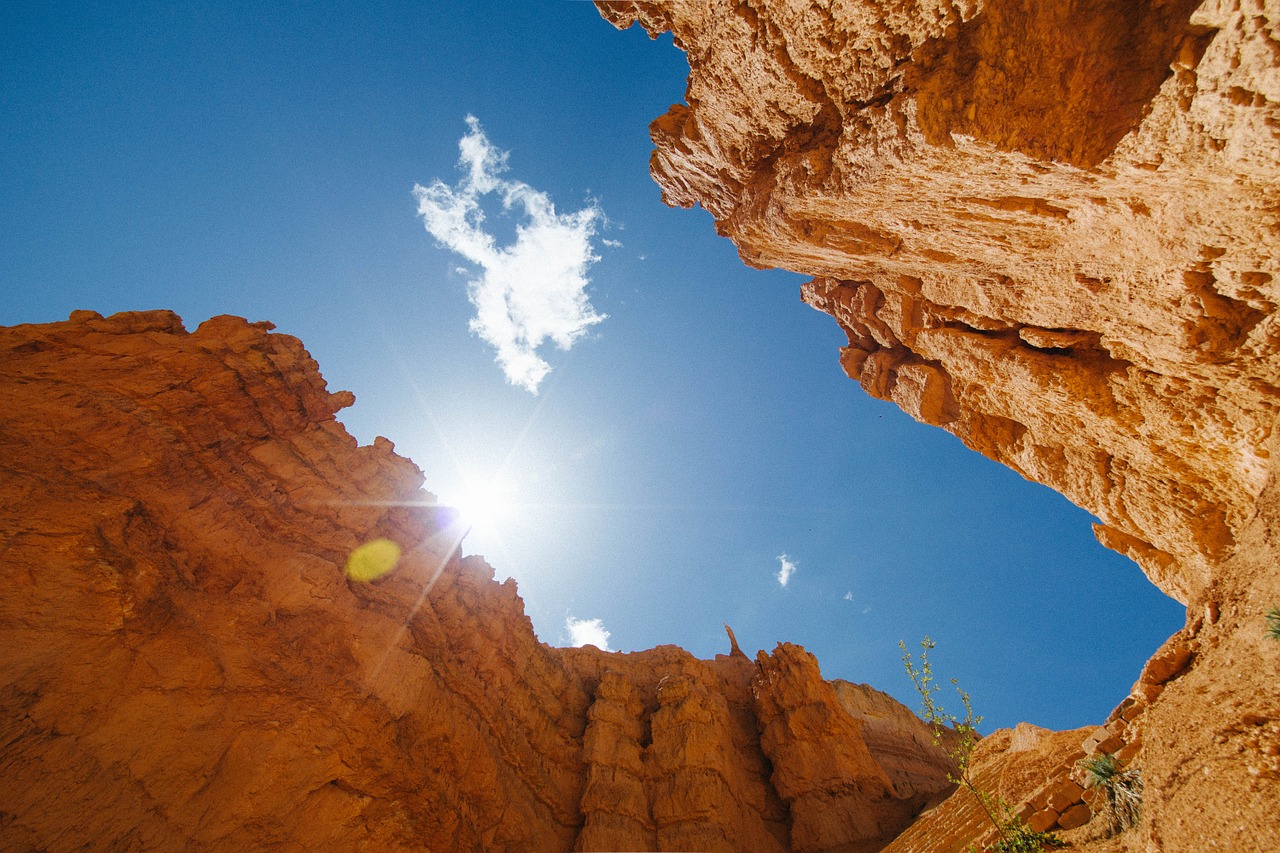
597;0;1280;849
0;311;954;851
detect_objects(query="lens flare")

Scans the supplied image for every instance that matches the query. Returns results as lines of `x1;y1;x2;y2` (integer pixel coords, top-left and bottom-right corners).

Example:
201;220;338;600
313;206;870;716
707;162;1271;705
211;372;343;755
345;538;402;582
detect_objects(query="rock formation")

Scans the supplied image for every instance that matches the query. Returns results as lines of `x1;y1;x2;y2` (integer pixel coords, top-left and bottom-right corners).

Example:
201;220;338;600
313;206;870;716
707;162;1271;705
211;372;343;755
6;0;1280;847
0;311;955;851
597;0;1278;605
597;0;1280;849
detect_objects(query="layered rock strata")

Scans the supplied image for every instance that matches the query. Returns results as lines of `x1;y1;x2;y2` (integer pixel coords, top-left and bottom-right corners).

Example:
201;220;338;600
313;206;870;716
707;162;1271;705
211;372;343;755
0;311;953;851
597;0;1280;849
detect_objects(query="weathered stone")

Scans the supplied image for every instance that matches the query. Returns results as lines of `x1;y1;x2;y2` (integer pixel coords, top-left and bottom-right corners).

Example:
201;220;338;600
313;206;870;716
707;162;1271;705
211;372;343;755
880;724;1092;852
1139;634;1196;685
830;680;957;801
1115;741;1142;764
1057;802;1093;831
597;1;1280;848
754;644;931;852
1027;808;1061;834
1045;778;1085;813
0;311;956;852
599;0;1280;608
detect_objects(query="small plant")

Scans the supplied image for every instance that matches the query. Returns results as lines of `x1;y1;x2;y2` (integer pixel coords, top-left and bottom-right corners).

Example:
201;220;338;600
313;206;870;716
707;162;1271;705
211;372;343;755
1267;607;1280;641
901;637;1064;853
1077;752;1142;836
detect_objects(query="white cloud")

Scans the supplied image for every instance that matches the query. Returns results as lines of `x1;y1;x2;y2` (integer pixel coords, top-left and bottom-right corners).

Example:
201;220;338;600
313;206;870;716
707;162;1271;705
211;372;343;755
414;116;606;393
566;615;611;650
844;590;854;601
776;553;797;587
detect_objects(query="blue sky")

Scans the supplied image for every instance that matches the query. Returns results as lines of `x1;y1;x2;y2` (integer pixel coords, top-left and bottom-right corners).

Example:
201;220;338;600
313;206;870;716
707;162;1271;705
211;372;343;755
1;1;1184;731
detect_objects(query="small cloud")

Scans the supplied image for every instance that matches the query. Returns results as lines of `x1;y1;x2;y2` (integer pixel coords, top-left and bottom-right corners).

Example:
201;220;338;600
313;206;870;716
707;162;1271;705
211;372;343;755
566;615;611;650
601;238;622;248
862;605;871;615
776;553;797;587
843;591;854;601
414;116;606;394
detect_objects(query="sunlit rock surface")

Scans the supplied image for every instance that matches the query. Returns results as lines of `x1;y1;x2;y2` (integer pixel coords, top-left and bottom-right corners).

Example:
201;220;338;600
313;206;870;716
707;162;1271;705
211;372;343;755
598;0;1280;849
0;311;954;851
598;0;1278;605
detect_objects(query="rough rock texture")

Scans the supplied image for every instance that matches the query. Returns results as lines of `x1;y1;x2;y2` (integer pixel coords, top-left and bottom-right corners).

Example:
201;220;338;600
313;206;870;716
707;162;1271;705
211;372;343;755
0;311;954;851
831;681;961;803
880;723;1093;853
597;0;1280;849
598;0;1278;605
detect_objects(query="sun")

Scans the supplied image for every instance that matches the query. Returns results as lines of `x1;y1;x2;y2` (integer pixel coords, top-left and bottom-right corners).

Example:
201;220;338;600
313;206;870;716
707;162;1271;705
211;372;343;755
451;476;518;532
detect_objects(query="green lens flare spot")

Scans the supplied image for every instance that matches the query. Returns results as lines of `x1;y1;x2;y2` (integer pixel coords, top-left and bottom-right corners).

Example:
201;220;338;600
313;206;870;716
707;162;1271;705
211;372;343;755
345;538;402;582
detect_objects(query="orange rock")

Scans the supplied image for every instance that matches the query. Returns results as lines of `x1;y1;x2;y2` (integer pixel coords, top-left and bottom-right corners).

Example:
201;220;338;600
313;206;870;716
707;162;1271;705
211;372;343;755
1027;808;1060;834
1139;633;1196;686
830;680;956;802
1057;802;1093;831
753;643;938;851
0;311;960;852
1044;778;1084;813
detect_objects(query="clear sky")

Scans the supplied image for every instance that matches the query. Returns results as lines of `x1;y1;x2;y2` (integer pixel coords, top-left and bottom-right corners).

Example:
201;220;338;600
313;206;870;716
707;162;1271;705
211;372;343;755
1;1;1184;731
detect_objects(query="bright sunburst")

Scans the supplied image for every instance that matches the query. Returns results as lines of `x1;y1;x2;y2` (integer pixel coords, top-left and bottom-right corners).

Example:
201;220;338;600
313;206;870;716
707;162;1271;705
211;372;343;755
450;476;518;533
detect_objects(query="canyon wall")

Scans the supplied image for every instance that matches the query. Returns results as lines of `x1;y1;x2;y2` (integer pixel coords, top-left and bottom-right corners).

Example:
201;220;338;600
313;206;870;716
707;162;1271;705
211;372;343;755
598;0;1279;605
0;311;954;851
597;0;1280;850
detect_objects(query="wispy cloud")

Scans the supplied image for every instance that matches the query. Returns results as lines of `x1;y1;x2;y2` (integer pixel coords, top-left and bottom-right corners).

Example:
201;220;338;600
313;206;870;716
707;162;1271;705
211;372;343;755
844;590;854;601
414;116;606;393
776;553;797;587
566;615;612;650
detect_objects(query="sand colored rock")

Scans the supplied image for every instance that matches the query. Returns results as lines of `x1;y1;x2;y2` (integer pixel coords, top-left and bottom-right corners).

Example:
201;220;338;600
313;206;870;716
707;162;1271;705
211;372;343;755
597;0;1280;606
0;311;953;851
831;680;959;802
598;1;1280;848
879;724;1093;853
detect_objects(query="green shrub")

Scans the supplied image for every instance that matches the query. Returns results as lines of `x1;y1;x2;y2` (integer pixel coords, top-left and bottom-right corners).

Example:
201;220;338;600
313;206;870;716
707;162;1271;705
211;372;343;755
1077;752;1142;835
1267;607;1280;641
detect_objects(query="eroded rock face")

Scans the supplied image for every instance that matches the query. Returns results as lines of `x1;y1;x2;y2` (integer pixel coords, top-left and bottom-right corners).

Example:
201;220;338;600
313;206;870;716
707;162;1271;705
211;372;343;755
0;311;953;851
754;644;929;853
597;0;1280;606
597;1;1280;849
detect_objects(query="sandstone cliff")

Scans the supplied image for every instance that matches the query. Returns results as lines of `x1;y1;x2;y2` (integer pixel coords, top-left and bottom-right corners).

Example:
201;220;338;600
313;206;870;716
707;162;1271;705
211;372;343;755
0;311;954;851
598;0;1278;605
597;0;1280;849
